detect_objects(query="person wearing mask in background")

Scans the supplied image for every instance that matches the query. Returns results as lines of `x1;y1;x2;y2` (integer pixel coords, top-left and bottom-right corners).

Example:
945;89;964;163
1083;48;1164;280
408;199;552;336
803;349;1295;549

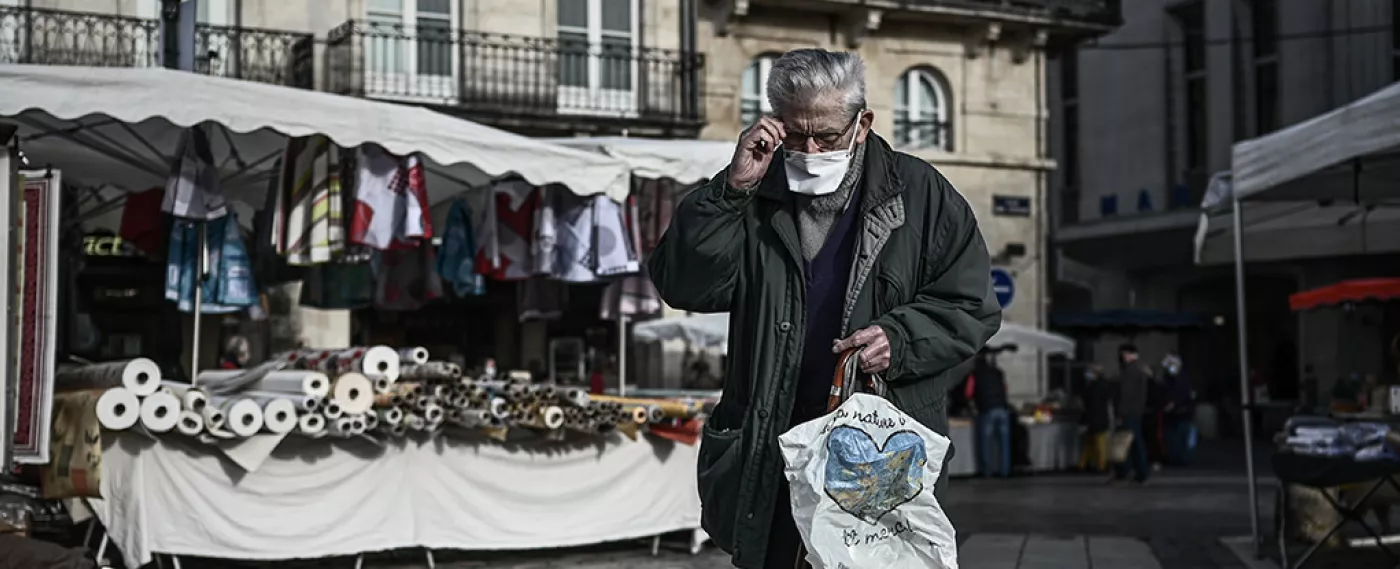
1078;364;1112;473
1160;354;1196;466
972;349;1012;478
647;48;1001;569
1144;362;1168;472
218;335;250;370
1111;344;1151;484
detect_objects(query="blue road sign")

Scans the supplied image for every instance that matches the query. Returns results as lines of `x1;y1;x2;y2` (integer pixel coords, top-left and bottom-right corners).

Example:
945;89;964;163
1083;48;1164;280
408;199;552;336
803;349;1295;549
991;267;1015;308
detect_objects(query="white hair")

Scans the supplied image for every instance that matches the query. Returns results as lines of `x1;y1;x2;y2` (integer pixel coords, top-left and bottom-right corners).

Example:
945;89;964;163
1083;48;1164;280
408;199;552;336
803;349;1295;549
766;49;867;117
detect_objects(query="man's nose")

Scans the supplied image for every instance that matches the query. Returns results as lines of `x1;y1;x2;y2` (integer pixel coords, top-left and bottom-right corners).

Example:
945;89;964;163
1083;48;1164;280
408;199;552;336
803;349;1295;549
802;137;822;154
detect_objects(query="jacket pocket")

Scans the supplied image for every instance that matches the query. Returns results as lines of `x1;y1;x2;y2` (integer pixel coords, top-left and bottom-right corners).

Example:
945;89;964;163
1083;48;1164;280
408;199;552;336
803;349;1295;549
697;423;745;553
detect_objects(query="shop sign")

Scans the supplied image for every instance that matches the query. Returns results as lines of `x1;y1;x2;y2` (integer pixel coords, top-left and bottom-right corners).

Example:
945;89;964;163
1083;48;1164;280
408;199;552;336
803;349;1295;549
82;235;142;257
993;195;1032;217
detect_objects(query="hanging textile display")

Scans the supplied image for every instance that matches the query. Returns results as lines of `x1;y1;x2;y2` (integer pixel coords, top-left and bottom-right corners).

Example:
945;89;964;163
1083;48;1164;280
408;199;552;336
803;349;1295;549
11;170;62;464
274;135;344;266
589;195;640;278
165;213;258;313
349;145;432;250
476;178;541;281
161;125;227;221
436;198;484;297
300;256;375;310
601;195;660;319
373;242;444;311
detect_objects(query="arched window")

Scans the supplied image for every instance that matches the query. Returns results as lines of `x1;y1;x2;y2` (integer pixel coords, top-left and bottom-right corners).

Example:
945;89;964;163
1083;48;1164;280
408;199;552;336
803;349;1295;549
740;54;777;126
894;67;952;150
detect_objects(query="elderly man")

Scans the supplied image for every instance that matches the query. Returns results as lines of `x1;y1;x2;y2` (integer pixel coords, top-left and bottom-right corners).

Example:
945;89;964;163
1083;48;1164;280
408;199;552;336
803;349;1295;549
648;49;1000;568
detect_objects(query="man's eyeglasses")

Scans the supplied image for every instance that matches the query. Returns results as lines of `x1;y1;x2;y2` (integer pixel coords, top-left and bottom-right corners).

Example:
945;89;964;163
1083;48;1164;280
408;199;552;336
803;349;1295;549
781;113;862;151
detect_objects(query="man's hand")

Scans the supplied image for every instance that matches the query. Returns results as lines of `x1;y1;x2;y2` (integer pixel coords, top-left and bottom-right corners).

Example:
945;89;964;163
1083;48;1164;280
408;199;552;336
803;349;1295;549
728;117;785;190
832;326;892;374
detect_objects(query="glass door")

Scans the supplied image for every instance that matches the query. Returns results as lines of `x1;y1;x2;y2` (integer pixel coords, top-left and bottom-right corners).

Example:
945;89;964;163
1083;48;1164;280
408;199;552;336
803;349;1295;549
365;0;458;103
556;0;638;117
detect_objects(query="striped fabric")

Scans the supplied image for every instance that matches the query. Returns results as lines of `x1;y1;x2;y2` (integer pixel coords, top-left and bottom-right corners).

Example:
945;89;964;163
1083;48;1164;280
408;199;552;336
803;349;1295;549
162;126;228;221
278;135;344;266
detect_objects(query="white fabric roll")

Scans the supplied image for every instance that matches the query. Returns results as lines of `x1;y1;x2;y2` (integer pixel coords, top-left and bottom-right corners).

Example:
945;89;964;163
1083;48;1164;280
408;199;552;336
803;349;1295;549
332;373;374;415
176;411;204;436
197;370;332;399
489;398;509;419
330;417;355;437
423;404;444;424
298;414;325;436
214;398;264;437
58;359;162;396
140;391;181;433
543;406;565;429
201;406;226;431
397;347;429;365
371;375;393;394
252;397;298;434
162;382;210;413
359;346;401;381
382;407;403;426
322;401;344;419
96;387;141;430
243;390;319;413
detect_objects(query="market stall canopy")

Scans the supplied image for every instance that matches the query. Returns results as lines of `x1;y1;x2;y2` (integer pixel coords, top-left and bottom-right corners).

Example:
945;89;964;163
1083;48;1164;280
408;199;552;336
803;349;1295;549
1289;278;1400;312
1229;80;1400;203
1194;182;1400;265
1051;309;1207;333
0;65;633;208
631;312;728;353
546;136;733;185
985;323;1075;356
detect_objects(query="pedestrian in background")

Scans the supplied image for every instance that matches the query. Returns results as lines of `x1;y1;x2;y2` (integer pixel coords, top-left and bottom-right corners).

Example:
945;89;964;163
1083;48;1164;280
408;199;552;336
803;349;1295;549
1110;344;1151;484
972;349;1012;478
1078;364;1112;472
1160;354;1196;466
647;47;1001;569
218;335;250;370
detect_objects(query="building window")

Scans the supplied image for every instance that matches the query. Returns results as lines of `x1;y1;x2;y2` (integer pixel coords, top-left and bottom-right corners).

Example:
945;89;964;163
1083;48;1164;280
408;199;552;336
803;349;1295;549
1059;49;1080;224
365;0;456;79
1175;2;1208;175
1252;0;1279;134
558;0;638;114
893;67;952;151
740;54;775;126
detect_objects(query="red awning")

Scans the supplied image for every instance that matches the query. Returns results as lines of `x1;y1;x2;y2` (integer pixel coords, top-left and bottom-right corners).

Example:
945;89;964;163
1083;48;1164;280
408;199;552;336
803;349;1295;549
1289;278;1400;311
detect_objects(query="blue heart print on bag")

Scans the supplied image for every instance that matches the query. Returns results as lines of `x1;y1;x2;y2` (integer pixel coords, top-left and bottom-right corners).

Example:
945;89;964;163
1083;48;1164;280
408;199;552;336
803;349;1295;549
823;425;928;524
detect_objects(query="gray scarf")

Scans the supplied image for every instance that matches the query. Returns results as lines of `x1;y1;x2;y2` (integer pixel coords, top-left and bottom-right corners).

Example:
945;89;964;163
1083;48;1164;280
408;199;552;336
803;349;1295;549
795;142;867;261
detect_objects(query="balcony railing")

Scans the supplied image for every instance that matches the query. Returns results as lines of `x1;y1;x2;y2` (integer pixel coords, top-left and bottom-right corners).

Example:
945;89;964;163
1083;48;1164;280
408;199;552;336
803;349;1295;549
0;6;314;88
888;0;1121;27
325;20;706;136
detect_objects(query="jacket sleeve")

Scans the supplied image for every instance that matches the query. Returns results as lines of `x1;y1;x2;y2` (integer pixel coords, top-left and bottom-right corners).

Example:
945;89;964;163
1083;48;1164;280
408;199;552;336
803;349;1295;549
873;175;1002;385
646;171;753;313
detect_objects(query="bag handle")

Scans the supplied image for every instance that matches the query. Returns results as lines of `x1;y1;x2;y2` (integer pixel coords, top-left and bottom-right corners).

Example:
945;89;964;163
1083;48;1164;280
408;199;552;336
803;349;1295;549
827;348;888;412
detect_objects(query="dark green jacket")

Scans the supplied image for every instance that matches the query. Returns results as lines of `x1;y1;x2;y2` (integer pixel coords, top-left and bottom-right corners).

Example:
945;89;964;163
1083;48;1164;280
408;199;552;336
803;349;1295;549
647;134;1000;568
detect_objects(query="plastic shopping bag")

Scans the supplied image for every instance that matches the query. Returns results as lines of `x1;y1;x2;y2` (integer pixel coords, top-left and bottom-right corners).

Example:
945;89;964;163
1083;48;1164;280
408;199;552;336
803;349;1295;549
1108;429;1135;463
779;350;958;569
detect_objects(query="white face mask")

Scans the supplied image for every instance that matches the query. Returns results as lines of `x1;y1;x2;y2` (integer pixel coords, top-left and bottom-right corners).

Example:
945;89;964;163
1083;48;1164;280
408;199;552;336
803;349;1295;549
784;115;862;196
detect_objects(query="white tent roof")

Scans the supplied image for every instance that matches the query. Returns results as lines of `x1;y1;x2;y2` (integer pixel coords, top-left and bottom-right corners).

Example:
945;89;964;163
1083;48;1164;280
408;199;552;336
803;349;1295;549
1231;80;1400;203
547;136;732;184
1194;81;1400;265
0;65;632;206
632;312;729;353
985;323;1075;356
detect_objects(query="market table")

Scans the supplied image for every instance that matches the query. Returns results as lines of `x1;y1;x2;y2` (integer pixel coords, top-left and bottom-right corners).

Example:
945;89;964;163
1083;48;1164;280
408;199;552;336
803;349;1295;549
87;431;703;568
1272;451;1400;568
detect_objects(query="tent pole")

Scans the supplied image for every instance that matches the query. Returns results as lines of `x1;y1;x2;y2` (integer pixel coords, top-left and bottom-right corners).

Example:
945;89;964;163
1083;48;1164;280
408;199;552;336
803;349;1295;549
1232;194;1261;556
190;221;206;383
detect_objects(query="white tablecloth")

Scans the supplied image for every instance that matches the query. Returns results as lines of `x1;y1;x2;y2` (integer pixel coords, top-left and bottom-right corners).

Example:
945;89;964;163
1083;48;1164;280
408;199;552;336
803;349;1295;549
89;432;701;568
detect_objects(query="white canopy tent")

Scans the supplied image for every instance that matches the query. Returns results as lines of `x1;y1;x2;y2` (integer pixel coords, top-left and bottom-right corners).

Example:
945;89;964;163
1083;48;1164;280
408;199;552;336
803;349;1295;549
985;323;1075;356
1204;80;1400;555
546;136;732;185
0;65;633;212
632;312;729;354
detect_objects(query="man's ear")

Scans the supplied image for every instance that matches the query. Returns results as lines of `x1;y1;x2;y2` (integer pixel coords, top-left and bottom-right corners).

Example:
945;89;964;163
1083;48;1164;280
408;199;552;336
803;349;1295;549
856;110;875;144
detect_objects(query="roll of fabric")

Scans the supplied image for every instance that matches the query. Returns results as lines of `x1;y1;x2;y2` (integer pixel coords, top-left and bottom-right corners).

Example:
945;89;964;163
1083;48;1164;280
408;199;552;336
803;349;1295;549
212;397;264;437
96;387;141;430
140;391;181;432
399;361;460;381
201;405;226;432
588;395;703;420
323;400;344;419
298;413;326;436
332;372;375;414
197;369;331;399
241;394;297;434
57;359;162;397
162;381;210;414
398;346;429;365
176;410;204;436
321;346;401;381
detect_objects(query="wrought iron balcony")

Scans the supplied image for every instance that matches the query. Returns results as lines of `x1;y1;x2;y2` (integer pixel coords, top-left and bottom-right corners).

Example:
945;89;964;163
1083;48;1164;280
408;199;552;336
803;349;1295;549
0;6;314;88
325;20;706;137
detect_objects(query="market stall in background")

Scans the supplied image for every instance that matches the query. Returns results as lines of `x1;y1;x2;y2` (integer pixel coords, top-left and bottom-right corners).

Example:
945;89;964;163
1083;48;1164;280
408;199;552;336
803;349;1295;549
0;63;720;566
